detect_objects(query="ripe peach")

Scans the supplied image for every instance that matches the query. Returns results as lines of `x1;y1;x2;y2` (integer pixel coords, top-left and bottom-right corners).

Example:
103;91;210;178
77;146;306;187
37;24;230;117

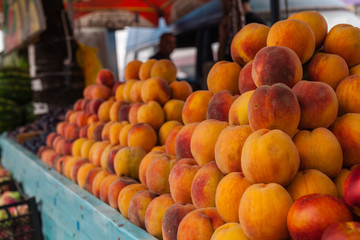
267;19;315;63
231;22;270;65
129;80;143;103
118;184;147;218
96;69;115;87
137;101;165;130
90;84;112;100
122;80;138;102
119;122;134;146
169;158;200;204
190;119;228;166
248;83;300;136
127;123;158;152
228;90;254;125
151;145;165;152
84;167;102;193
92;123;105;141
174;123;199;160
350;63;360;76
158;120;182;146
91;169;110;197
114;146;146;179
128;103;144;124
241;129;299;186
239;183;293;240
86;99;104;115
169;80;193;101
238;60;256;94
206;90;237;122
141;77;171;105
191;161;224;209
63;156;82;179
163;99;184;123
108;176;137;209
101;121;115;141
124;59;142;81
330;113;360;168
145;194;175;239
99;174;119;203
88;141;110;167
106;146;123;174
182;90;212;125
70;158;89;183
109;121;127;144
76;162;96;188
139;59;157;81
99;143;118;169
128;190;158;229
334;168;351;198
207;61;241;94
307;52;349;89
321;222;360;240
75;111;89;127
115;82;125;101
344;164;360;216
336;75;360;114
97;99;115;122
150;59;177;84
211;222;250;240
109;100;126;122
139;151;168;187
293;128;343;178
165;125;182;156
83;84;94;99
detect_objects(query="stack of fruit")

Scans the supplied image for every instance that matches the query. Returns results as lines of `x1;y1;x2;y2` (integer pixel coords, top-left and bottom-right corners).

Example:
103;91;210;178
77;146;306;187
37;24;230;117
37;10;360;240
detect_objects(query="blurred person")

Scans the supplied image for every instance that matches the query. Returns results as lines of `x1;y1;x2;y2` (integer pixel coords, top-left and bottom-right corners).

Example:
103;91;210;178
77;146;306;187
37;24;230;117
150;32;177;60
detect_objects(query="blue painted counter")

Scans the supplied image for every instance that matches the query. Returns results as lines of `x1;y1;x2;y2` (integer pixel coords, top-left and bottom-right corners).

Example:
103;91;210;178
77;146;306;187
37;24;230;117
0;135;156;240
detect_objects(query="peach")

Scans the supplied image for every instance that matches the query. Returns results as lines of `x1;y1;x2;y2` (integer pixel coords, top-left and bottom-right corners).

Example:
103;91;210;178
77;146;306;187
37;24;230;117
190;119;228;166
92;123;105;141
119;123;134;146
101;121;115;141
293;80;338;129
139;59;157;81
146;154;177;195
86;114;99;125
86;99;104;115
174;122;199;160
118;184;147;218
169;81;193;101
76;162;96;188
177;207;225;240
84;167;102;192
350;63;360;76
61;139;74;156
54;137;65;154
151;145;165;152
109;121;127;144
56;121;67;136
112;81;122;95
330;113;360;168
252;46;302;88
336;75;360;114
267;19;315;63
141;77;171;105
46;132;58;147
115;82;126;101
128;190;158;229
55;155;71;174
321;222;360;240
63;156;82;179
286;169;338;201
324;24;360;67
127;123;158;152
239;183;293;240
287;193;353;240
241;129;300;186
122;80;138;102
163;99;184;123
215;125;252;174
108;176;137;209
288;11;328;49
169;158;200;204
40;148;59;167
307;52;349;89
344;164;360;216
182;90;212;125
70;158;89;183
334;168;351;197
191;161;224;209
207;61;241;94
97;99;115;122
145;194;175;239
73;98;87;111
137;101;165;130
128;103;144;124
79;125;88;138
91;169;111;197
106;146;123;174
139;151;168;187
63;123;77;140
114;146;146;179
211;222;249;240
75;111;89;127
99;143;118;169
83;85;94;99
99;174;119;203
165;125;182;156
206;90;237;122
90;84;112;100
150;59;177;84
228;90;254;125
88;141;110;167
231;23;270;66
124;59;142;81
96;69;115;87
158;121;182;146
293;128;343;178
117;103;131;122
162;203;196;240
215;172;251;223
129;80;143;103
109;100;126;122
238;61;256;94
248;83;300;136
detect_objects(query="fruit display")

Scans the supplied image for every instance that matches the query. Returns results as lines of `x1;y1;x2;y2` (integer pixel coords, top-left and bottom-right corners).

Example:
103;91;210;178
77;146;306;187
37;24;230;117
30;10;360;240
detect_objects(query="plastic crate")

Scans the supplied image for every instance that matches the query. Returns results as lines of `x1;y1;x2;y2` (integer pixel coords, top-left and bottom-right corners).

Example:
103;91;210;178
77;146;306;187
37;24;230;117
0;180;42;240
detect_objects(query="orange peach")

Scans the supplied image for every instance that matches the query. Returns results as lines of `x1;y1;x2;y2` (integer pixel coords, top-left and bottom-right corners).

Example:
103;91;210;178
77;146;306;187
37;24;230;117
122;80;138;102
75;111;88;127
137;101;165;130
70;158;89;183
165;125;182;156
214;125;252;174
206;90;237;122
88;141;110;166
139;59;157;81
113;146;146;179
129;80;143;103
99;143;118;169
174;122;199;160
336;75;360;114
109;121;127;144
228;90;254;125
163;99;184;123
46;132;58;147
293;80;338;129
248;83;300;136
118;184;147;218
238;60;256;94
239;183;293;240
119;123;134;146
109;100;126;122
169;158;200;204
84;167;102;193
76;162;96;188
190;119;228;166
108;176;137;209
307;52;349;89
350;63;360;76
55;155;71;174
139;151;168;187
96;69;115;87
267;19;315;63
128;103;144;124
63;156;82;179
169;80;193;101
124;59;142;81
117;103;131;122
91;169;111;197
83;84;94;99
90;84;112;100
293;128;343;178
158;121;183;146
177;207;225;240
334;168;351;198
150;59;177;84
106;146;123;174
211;222;250;240
115;82;126;101
151;145;165;152
182;90;212;125
241;129;300;186
128;190;158;229
141;77;171;105
86;114;99;125
97;99;115;122
99;174;119;203
92;123;105;141
86;99;104;115
101;121;115;141
145;194;175;239
207;61;241;94
127;123;158;152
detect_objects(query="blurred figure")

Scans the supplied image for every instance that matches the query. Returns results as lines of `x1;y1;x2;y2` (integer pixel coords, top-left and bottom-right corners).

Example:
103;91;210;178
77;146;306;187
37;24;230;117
150;32;177;60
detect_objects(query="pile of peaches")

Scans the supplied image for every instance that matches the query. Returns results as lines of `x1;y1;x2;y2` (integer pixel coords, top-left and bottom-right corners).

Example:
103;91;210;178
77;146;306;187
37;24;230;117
38;10;360;240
